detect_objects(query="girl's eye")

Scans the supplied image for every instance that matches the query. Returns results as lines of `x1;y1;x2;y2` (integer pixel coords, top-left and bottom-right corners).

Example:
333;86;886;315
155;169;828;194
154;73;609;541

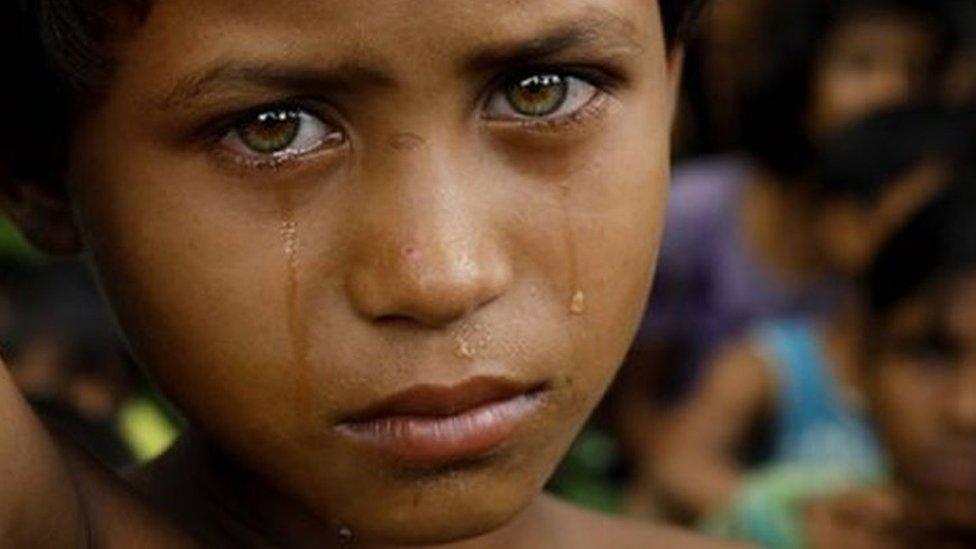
220;108;343;163
485;73;599;121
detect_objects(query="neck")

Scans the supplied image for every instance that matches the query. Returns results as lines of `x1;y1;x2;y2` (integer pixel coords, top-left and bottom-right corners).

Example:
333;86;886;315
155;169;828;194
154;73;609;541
138;430;561;548
742;169;823;285
823;299;867;403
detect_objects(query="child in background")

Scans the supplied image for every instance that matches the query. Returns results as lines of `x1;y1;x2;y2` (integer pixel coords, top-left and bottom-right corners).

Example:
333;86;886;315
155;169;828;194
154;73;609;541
2;261;138;469
653;105;971;544
806;177;976;549
613;1;953;485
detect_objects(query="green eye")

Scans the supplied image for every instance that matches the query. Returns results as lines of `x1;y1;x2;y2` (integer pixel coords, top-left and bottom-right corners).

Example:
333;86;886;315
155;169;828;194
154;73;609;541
219;107;343;165
505;74;569;117
485;72;600;123
238;110;302;154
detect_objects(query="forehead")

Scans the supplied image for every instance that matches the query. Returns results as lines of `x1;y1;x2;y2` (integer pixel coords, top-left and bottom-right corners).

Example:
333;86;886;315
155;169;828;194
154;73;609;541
145;0;650;32
107;0;663;113
884;272;976;342
126;0;657;73
826;12;935;53
945;274;976;340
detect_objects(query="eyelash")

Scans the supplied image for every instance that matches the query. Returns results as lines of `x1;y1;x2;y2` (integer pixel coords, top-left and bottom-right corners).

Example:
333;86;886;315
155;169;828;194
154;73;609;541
205;103;345;170
207;67;617;170
481;67;615;131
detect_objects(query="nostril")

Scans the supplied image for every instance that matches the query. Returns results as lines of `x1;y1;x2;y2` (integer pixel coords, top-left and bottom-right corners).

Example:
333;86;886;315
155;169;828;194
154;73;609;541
372;313;424;329
348;233;513;329
402;244;420;259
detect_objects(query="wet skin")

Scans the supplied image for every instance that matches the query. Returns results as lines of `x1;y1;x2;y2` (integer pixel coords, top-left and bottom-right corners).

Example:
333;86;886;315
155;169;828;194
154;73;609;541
14;0;696;546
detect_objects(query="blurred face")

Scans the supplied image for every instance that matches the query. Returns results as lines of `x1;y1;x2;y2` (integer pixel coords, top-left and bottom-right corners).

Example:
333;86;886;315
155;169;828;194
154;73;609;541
808;14;938;140
870;273;976;534
63;0;678;544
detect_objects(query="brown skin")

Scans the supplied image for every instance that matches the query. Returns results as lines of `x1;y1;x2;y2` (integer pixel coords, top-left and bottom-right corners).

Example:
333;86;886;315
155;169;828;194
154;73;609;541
804;273;976;549
804;486;911;549
0;1;739;547
652;163;947;520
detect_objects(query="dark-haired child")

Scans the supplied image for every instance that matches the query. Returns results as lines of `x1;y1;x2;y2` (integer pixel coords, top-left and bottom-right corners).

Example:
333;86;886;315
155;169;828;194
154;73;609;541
653;105;970;546
617;0;954;508
0;0;745;547
805;177;976;549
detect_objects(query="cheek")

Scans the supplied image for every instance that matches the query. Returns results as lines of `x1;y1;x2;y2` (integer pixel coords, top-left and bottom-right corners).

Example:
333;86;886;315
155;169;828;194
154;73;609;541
810;68;871;137
68;129;325;443
873;367;943;460
508;100;669;403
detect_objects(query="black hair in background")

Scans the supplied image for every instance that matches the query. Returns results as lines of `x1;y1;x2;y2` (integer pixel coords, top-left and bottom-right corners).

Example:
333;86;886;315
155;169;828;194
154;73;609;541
865;171;976;317
740;0;954;180
814;104;971;205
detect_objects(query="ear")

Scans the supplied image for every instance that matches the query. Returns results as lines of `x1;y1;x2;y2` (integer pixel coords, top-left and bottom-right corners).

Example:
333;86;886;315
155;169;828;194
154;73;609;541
0;171;81;255
815;200;873;275
665;46;686;126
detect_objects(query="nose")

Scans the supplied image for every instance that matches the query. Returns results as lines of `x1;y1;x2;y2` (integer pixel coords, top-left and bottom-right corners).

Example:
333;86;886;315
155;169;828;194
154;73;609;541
346;142;513;329
864;65;915;111
947;363;976;435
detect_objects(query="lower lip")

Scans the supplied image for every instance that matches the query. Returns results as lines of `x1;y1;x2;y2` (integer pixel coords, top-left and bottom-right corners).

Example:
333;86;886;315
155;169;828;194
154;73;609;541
922;457;976;492
336;391;543;466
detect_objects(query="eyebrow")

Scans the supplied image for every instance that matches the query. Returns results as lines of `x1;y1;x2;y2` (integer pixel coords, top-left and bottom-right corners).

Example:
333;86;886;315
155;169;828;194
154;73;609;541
156;7;642;112
463;8;644;74
158;61;395;111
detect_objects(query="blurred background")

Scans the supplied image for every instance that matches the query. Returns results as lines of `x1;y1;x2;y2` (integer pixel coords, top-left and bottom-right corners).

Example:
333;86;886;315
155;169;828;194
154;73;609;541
1;0;974;547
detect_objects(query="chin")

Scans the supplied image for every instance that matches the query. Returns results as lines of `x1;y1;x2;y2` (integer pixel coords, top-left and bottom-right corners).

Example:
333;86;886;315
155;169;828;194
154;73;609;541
333;470;541;545
933;497;976;534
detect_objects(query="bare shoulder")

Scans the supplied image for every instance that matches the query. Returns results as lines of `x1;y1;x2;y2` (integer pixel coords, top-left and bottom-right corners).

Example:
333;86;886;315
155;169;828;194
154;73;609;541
544;496;750;549
697;337;775;407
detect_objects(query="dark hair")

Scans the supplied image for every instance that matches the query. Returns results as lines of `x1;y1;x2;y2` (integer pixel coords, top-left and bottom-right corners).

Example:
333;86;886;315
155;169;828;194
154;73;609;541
740;0;953;179
2;1;708;186
1;260;124;368
661;0;710;49
813;104;971;205
865;172;976;317
944;0;976;52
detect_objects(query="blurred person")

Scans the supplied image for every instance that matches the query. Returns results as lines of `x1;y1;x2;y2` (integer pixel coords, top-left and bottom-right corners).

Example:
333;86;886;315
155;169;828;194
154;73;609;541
613;0;954;512
805;176;976;549
675;0;773;155
651;106;971;543
2;261;139;468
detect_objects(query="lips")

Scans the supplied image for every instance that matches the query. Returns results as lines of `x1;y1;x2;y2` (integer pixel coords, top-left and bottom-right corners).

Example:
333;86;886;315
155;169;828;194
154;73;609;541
335;376;547;466
917;453;976;493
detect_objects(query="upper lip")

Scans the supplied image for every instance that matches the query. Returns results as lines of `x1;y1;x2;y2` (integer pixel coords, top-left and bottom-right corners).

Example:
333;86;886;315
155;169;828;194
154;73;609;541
339;376;546;424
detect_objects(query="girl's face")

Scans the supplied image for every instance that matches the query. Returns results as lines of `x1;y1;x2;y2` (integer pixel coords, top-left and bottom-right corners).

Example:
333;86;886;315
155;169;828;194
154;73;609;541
870;273;976;533
64;0;679;543
808;14;938;140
